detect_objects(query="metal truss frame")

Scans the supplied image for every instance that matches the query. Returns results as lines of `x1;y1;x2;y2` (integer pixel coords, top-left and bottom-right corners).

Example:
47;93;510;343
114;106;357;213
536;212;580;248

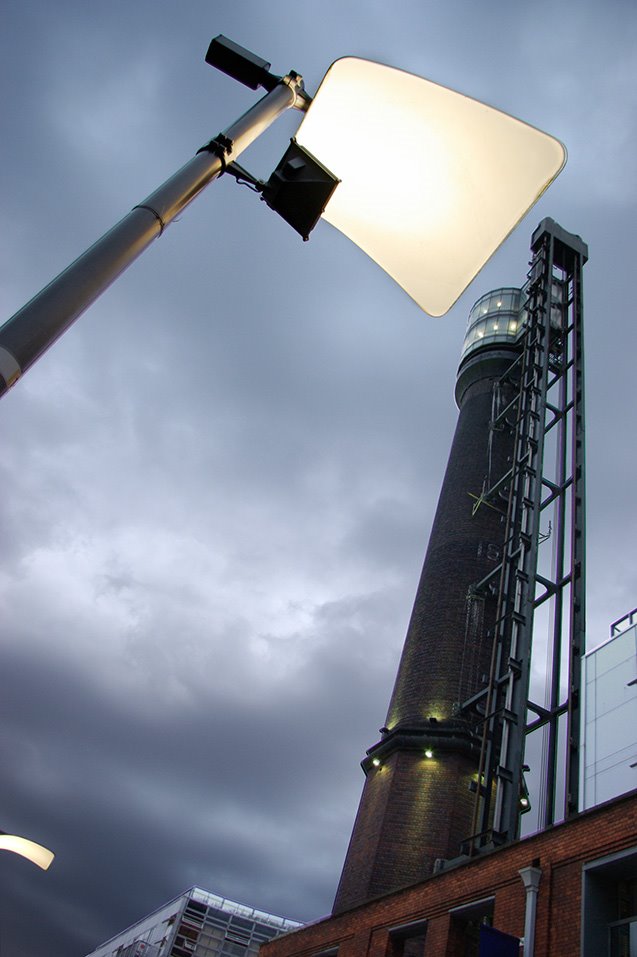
461;218;588;854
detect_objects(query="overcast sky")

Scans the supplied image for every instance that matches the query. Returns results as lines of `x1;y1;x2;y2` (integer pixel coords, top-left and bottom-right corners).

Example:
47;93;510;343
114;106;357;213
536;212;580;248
1;2;636;955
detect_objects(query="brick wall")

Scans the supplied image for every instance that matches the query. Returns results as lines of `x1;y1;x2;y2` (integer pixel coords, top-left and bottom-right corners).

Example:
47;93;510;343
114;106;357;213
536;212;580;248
263;790;637;957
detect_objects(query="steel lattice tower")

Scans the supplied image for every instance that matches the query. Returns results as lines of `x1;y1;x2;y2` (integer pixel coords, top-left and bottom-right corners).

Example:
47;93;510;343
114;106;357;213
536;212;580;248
332;219;587;914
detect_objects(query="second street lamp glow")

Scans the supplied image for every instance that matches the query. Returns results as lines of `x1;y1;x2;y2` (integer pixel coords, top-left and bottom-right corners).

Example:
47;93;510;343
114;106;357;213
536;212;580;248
296;57;566;316
0;833;55;870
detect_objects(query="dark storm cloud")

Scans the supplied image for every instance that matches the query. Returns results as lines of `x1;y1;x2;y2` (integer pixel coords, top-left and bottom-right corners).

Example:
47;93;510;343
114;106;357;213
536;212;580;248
0;571;403;948
1;1;636;955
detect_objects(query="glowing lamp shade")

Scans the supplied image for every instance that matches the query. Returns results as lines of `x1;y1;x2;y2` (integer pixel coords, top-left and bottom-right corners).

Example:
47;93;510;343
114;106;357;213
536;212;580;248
0;833;55;870
296;58;566;316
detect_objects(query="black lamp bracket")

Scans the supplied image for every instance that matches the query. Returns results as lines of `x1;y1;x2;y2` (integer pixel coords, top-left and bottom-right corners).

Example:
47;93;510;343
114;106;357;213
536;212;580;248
225;162;265;193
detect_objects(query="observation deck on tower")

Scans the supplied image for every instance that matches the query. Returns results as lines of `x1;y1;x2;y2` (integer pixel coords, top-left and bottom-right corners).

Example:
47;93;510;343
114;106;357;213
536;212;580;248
460;287;526;363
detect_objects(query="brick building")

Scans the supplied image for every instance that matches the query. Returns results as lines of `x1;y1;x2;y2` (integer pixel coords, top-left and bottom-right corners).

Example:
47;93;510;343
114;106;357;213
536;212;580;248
261;789;637;957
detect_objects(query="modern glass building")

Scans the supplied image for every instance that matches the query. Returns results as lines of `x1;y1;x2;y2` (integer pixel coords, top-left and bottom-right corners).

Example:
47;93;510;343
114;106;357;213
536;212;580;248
581;608;637;810
84;887;302;957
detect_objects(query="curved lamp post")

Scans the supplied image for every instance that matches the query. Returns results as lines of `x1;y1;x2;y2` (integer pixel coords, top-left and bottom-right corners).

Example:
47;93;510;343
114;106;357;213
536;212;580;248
0;35;565;397
0;832;55;871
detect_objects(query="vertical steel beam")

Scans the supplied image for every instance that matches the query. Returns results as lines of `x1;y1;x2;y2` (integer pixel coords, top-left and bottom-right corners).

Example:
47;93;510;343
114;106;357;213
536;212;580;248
463;219;587;852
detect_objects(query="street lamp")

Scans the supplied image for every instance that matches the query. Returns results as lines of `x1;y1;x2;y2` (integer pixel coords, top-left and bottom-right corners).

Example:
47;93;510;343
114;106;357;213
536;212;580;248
0;832;54;870
294;57;565;317
0;36;565;397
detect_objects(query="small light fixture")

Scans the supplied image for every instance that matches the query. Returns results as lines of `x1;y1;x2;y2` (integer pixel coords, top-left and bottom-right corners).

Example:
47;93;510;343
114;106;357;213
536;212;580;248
424;749;434;759
519;764;531;814
372;757;381;768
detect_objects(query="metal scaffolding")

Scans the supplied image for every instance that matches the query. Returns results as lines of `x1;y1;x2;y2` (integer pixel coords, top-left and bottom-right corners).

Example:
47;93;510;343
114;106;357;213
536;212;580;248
461;218;588;854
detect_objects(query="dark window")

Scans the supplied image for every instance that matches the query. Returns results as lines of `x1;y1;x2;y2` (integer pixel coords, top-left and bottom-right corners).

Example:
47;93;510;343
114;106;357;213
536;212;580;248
583;847;637;957
618;879;637;920
175;937;196;952
609;919;637;956
447;897;495;957
223;942;249;957
389;920;428;957
183;913;204;928
208;906;230;922
186;899;208;915
226;932;250;946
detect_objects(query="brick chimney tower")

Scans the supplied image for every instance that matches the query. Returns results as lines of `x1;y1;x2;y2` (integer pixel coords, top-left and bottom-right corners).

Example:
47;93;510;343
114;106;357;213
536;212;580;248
333;288;525;913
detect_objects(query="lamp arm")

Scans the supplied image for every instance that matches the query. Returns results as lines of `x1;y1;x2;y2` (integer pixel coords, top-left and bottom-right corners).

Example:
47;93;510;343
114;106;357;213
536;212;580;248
0;74;308;398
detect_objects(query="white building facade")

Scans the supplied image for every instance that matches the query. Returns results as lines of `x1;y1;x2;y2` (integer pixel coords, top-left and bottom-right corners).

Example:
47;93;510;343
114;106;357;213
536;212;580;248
84;887;301;957
581;608;637;810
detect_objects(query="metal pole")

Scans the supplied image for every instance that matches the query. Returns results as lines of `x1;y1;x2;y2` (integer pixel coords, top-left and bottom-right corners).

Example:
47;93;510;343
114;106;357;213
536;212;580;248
0;76;307;397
